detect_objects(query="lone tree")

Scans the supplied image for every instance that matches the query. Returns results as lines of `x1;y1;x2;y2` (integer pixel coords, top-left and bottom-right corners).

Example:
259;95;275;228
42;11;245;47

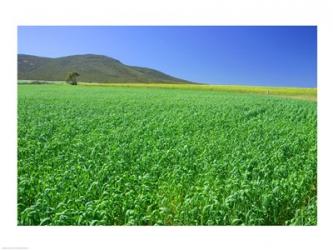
66;72;80;85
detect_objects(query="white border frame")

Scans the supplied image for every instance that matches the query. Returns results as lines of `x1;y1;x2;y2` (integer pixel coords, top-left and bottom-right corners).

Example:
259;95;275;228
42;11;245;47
1;0;333;249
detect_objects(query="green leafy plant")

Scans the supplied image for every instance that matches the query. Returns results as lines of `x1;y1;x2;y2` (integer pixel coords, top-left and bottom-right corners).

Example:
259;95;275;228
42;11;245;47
17;84;317;225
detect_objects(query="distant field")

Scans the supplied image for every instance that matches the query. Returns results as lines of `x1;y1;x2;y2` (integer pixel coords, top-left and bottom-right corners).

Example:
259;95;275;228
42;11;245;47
18;84;317;225
18;80;317;101
81;82;317;100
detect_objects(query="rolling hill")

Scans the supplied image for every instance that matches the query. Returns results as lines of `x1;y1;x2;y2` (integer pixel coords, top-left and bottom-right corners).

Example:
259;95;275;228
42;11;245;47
18;54;191;83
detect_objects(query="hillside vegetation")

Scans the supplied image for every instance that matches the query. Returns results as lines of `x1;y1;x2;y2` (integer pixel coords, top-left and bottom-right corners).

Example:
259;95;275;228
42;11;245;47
18;54;190;83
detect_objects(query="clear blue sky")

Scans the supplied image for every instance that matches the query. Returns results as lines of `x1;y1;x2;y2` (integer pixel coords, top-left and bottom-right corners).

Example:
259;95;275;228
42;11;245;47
18;26;317;87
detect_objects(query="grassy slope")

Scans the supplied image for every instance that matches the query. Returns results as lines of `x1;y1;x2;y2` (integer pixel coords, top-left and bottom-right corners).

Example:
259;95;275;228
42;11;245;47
18;54;190;83
18;85;317;225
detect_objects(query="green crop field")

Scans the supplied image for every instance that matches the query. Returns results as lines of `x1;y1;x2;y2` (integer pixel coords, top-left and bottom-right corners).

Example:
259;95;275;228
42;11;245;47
18;84;317;225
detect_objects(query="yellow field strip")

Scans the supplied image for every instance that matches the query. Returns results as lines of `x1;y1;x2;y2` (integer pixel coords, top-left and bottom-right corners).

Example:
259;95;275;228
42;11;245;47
79;82;317;101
